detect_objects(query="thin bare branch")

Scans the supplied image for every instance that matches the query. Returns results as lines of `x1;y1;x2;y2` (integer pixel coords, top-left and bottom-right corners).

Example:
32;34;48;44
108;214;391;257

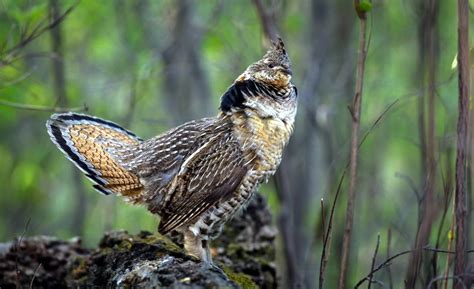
319;171;345;289
386;228;393;289
339;3;369;288
358;99;400;150
368;234;381;289
429;275;468;289
29;263;41;289
1;0;79;64
0;71;33;88
320;198;326;240
355;247;474;288
0;99;88;112
395;172;422;202
423;246;474;254
355;250;413;288
14;218;31;289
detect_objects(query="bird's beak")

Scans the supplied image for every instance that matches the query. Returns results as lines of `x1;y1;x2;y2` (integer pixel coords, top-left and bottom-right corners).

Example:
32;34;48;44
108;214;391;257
280;68;293;76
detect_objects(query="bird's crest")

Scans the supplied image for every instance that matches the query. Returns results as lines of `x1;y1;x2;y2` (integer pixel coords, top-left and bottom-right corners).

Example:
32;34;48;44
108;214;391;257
220;37;296;114
261;37;291;69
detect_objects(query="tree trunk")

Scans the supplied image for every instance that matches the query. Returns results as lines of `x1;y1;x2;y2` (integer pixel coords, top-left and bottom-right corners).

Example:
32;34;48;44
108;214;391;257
453;0;469;287
406;0;439;287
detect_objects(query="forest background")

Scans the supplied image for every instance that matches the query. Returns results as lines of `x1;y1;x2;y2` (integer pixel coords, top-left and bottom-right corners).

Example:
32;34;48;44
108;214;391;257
0;0;472;288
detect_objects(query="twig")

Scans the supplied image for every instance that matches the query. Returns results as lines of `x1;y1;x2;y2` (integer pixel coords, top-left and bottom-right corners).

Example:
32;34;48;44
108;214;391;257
305;197;327;271
320;198;326;240
370;279;385;288
0;70;33;88
1;0;79;65
338;2;369;288
354;250;413;288
367;234;381;289
14;218;31;289
358;99;400;150
423;246;474;254
386;228;393;289
0;99;88;112
394;172;422;203
319;171;346;289
428;275;468;289
454;0;470;287
354;247;474;288
29;263;41;289
425;246;456;254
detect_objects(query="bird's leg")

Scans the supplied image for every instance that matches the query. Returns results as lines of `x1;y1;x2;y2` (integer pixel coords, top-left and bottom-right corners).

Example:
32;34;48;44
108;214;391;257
183;231;211;263
183;231;226;277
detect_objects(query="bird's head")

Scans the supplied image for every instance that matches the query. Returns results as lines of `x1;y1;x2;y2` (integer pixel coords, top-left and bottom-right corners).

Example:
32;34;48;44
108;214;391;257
220;37;297;121
239;37;293;87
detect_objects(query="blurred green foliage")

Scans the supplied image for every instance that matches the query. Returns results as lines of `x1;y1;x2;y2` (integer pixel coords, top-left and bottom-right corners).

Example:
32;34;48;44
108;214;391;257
0;0;471;288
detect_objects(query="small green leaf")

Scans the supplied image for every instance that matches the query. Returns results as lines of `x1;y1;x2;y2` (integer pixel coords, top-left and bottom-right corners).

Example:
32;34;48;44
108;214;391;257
359;1;372;12
355;0;372;19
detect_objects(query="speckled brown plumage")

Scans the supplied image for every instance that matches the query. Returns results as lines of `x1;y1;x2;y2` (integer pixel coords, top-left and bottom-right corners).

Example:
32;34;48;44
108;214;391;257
47;38;297;263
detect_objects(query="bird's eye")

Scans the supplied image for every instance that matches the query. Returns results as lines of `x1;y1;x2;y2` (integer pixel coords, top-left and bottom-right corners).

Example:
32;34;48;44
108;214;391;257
268;63;275;68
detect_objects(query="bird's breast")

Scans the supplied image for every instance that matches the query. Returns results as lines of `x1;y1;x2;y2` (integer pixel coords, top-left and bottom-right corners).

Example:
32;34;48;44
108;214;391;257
232;112;294;177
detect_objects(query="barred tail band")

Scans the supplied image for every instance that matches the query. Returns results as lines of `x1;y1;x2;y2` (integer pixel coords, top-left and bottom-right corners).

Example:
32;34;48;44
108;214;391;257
46;112;144;201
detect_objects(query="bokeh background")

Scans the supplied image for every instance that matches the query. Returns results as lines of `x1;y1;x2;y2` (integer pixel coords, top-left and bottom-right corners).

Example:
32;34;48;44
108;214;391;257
0;0;472;288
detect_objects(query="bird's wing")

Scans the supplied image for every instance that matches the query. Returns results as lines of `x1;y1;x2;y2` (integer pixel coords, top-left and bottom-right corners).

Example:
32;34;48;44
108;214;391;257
157;132;254;235
120;118;226;197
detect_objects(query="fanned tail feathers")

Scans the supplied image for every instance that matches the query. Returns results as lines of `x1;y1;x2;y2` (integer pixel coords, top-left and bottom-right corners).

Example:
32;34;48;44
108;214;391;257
47;113;144;201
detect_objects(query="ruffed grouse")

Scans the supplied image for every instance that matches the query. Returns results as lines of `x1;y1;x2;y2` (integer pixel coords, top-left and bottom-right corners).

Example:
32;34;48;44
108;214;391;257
47;38;297;264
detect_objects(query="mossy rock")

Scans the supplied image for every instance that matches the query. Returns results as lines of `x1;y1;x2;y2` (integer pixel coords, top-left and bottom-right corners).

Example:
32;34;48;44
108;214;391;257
0;194;277;288
222;266;259;289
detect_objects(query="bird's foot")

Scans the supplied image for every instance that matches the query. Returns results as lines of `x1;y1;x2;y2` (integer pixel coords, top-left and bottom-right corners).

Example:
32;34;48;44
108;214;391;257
202;261;228;280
